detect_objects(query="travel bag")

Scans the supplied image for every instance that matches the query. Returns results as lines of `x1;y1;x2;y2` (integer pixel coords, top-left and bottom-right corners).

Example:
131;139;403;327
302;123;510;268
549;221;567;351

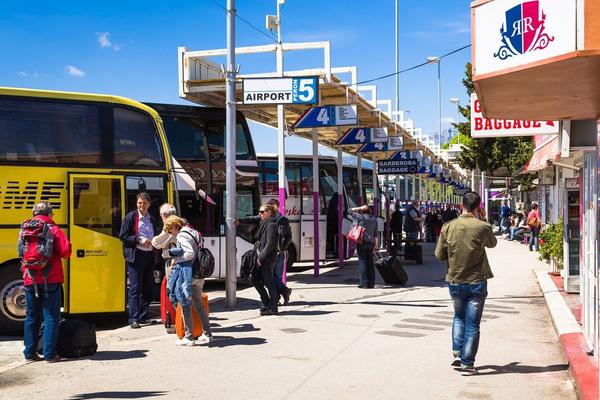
39;319;98;358
160;276;176;328
375;253;408;285
175;292;209;339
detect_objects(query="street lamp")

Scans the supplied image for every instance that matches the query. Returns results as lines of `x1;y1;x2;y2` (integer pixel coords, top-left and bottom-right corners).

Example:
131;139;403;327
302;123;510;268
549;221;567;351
426;56;441;158
449;97;460;145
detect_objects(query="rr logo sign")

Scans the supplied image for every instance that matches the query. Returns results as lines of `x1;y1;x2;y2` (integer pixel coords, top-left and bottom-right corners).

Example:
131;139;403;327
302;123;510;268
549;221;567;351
494;0;554;60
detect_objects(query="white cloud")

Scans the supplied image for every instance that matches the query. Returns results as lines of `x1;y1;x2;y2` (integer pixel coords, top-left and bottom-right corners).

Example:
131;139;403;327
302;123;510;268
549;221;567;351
97;32;112;48
17;71;28;77
65;65;85;77
97;32;121;51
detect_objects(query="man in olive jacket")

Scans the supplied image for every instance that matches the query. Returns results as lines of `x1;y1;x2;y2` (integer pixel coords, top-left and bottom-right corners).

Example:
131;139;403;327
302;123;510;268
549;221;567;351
435;191;497;376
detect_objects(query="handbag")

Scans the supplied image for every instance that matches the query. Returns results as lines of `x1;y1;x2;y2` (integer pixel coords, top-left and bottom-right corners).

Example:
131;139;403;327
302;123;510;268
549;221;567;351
346;224;365;244
341;217;353;237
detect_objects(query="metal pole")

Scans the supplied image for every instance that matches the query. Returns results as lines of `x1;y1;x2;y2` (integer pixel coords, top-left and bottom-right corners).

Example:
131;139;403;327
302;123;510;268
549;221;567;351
225;0;237;308
357;154;363;204
395;0;399;122
437;60;442;156
396;175;401;205
337;130;344;269
385;175;391;252
372;155;379;250
276;1;286;217
312;128;319;277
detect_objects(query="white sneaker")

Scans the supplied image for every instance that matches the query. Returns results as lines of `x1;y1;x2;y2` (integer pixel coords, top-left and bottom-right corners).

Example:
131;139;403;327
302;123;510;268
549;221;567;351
175;337;196;346
195;334;213;345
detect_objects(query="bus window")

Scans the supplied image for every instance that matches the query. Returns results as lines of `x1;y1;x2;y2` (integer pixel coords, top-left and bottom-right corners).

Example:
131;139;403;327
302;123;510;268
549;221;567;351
319;163;338;214
205;123;253;161
113;107;165;168
300;163;314;215
261;160;279;196
0;98;102;165
125;176;166;222
162;115;207;161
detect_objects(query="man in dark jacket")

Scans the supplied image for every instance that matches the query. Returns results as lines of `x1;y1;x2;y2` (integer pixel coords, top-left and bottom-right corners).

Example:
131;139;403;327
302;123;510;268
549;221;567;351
266;198;293;305
253;204;279;315
390;204;403;250
21;202;72;363
119;192;158;329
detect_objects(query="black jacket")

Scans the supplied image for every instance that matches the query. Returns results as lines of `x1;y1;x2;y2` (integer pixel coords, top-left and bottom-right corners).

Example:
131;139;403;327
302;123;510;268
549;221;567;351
119;210;158;263
254;217;278;267
390;210;403;233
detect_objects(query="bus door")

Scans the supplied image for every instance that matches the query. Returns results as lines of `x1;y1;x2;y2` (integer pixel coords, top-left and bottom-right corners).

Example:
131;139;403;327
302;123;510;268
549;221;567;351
68;174;125;314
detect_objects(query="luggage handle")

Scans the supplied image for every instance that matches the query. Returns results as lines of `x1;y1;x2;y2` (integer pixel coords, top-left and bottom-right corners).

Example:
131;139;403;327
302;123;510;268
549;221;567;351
374;249;383;260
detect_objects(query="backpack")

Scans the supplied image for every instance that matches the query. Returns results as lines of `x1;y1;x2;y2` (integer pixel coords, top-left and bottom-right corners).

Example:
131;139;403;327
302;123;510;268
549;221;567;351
17;218;54;297
240;249;257;280
181;230;215;279
527;215;540;228
277;216;292;252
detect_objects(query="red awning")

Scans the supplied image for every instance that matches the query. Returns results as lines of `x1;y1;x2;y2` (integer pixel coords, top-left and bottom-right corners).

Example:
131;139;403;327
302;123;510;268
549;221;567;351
525;135;560;172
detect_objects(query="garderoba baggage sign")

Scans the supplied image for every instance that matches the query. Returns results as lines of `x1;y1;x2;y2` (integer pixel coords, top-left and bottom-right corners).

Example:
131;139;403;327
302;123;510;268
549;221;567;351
377;159;419;175
470;93;559;138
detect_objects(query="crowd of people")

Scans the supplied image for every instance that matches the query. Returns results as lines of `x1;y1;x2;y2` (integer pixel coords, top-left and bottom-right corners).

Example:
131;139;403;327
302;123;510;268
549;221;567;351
497;200;542;252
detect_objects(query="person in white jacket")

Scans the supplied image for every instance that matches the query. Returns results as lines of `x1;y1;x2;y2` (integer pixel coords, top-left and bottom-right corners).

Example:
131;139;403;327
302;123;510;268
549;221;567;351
163;215;212;346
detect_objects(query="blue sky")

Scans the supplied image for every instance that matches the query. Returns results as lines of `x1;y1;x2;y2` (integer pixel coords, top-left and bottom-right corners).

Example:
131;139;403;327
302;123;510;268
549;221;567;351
0;0;471;156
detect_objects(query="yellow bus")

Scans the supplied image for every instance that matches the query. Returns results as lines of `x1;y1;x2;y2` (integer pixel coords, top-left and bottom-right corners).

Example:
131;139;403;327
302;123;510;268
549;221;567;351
0;87;175;334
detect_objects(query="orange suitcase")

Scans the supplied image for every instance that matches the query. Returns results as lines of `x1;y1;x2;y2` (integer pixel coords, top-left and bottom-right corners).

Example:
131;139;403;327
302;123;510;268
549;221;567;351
175;293;209;339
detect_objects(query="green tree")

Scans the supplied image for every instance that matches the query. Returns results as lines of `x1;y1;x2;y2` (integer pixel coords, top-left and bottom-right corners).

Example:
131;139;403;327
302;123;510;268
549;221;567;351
453;63;533;175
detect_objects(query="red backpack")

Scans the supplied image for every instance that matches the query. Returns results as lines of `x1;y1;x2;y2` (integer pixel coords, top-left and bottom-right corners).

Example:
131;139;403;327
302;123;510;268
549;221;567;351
17;218;54;297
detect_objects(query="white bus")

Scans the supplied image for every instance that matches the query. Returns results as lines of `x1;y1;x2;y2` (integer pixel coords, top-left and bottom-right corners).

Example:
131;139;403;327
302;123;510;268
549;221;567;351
256;154;377;268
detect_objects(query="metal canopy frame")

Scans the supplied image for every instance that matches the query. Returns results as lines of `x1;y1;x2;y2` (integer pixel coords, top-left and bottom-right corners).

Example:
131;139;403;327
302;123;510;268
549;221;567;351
178;42;446;164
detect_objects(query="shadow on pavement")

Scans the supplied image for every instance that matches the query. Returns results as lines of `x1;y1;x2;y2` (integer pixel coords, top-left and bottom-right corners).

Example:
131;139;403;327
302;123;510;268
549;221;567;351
277;310;338;316
89;350;149;361
209;335;267;348
211;323;260;333
360;301;448;308
475;362;569;375
69;391;167;399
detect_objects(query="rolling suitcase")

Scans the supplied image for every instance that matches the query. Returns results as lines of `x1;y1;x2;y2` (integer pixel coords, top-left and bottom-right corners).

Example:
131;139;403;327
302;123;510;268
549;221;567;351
375;253;408;285
175;293;209;339
160;277;176;328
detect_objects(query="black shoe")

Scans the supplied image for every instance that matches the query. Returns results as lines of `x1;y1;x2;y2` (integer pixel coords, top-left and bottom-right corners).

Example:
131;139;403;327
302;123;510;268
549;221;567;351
367;284;375;288
260;307;269;315
283;288;292;305
262;309;278;316
25;354;43;362
46;355;61;363
130;322;141;329
166;327;176;334
357;285;367;289
139;319;150;325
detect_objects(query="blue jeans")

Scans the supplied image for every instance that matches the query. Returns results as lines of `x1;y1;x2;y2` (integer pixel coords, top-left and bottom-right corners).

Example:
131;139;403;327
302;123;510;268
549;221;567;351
274;252;288;297
529;227;540;251
449;281;488;367
406;231;419;240
500;217;509;234
23;283;61;360
168;262;194;339
357;243;375;287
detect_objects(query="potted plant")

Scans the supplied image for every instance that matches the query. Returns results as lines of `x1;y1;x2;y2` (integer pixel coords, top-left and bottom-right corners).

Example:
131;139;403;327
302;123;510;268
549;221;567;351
539;218;564;275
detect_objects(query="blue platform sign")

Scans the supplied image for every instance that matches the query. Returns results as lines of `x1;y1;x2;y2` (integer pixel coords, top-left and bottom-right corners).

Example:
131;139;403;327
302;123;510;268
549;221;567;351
388;150;412;160
336;128;371;145
292;105;358;128
356;141;388;153
417;165;433;174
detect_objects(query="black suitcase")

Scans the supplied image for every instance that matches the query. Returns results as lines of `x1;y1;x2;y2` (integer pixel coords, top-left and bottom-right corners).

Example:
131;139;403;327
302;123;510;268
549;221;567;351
57;319;98;358
39;319;98;358
404;243;423;264
375;254;408;285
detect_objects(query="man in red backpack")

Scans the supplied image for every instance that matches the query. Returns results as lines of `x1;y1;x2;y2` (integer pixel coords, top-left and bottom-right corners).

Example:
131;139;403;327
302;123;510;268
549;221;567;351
21;201;71;363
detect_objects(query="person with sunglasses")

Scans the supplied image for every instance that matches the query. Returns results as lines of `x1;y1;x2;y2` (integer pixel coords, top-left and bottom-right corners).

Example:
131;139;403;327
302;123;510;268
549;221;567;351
252;204;279;315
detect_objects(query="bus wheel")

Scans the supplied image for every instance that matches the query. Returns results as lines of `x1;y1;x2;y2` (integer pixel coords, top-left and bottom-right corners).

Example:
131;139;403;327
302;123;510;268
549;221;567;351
286;245;297;271
0;264;25;335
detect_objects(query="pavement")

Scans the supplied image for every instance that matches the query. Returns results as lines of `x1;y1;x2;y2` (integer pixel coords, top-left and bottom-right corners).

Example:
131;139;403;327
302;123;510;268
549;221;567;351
0;240;577;400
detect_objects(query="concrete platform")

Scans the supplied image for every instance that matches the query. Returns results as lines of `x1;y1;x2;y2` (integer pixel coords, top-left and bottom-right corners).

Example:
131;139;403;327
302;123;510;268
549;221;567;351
0;241;577;399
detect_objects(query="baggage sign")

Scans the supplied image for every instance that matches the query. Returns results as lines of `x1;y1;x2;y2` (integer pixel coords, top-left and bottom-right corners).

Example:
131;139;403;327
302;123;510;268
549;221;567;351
243;76;319;105
377;159;419;175
293;105;358;128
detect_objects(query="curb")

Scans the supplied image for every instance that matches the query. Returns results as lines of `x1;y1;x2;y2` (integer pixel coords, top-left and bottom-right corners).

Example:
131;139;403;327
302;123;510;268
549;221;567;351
536;271;598;400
